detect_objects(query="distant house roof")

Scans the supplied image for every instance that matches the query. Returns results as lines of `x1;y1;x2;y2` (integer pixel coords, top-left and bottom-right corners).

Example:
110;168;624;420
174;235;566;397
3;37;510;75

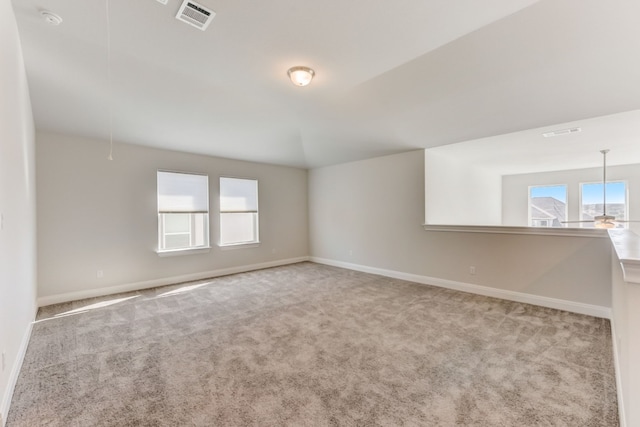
531;197;566;223
531;205;555;220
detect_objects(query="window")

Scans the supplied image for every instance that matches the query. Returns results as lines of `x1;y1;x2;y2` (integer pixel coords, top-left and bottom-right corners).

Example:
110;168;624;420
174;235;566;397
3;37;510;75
580;181;627;228
528;185;567;227
219;177;259;246
157;171;209;252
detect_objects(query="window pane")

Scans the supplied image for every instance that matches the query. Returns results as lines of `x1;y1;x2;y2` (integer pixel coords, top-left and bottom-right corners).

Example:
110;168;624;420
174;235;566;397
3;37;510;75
219;177;259;246
157;171;210;252
529;185;567;227
159;213;209;251
220;213;257;245
193;213;207;246
581;182;626;228
164;233;191;250
220;177;258;211
158;171;209;213
164;213;190;233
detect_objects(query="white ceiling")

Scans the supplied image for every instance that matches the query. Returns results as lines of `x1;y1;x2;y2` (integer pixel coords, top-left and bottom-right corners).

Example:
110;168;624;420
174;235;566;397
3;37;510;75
428;109;640;176
11;0;640;168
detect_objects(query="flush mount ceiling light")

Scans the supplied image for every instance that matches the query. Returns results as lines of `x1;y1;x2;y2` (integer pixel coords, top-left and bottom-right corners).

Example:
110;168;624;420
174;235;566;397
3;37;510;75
40;10;63;25
287;66;315;87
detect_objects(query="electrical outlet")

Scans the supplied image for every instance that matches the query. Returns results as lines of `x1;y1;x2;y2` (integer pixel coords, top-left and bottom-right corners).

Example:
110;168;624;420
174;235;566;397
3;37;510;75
349;250;353;256
97;270;104;279
469;266;476;275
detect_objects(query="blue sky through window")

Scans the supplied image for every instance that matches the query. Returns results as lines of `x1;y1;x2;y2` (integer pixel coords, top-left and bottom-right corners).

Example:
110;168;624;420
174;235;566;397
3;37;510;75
582;182;626;205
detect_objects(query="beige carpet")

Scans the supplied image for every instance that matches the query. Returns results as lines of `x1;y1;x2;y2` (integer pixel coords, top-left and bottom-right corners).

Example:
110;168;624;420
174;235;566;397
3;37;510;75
7;262;618;426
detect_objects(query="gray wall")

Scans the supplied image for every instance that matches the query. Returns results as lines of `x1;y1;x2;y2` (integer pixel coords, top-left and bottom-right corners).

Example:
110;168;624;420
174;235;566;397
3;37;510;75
0;0;37;420
309;150;611;308
36;132;309;301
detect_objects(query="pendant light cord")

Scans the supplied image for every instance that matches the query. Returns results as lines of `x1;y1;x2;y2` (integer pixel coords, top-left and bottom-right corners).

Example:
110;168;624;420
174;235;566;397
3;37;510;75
106;0;114;160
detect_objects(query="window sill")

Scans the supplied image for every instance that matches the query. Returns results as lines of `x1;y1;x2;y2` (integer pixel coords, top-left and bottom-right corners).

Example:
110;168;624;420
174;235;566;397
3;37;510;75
157;247;211;257
219;242;261;250
423;224;609;238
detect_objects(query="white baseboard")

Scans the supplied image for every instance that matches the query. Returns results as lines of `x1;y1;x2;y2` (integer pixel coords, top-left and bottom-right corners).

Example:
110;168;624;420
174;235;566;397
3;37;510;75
609;319;626;427
310;257;611;319
0;317;34;427
37;256;310;307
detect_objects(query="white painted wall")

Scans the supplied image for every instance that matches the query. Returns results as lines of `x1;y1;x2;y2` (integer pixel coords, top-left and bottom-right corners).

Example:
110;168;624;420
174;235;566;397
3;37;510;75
36;132;309;303
425;150;502;225
608;230;640;427
310;150;611;308
503;164;640;234
0;0;37;423
611;249;630;426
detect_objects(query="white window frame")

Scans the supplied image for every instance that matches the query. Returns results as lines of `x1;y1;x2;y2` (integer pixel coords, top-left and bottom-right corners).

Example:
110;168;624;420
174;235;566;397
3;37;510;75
579;180;628;229
157;170;211;255
219;176;259;247
527;184;568;228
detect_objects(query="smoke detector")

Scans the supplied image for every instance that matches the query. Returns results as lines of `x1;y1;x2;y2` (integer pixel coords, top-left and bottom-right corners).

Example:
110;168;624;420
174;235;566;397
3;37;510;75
40;10;63;26
176;0;215;31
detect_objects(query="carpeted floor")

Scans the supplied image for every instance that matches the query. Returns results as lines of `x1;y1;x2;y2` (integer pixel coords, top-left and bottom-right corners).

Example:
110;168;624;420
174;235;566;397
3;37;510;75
7;262;618;426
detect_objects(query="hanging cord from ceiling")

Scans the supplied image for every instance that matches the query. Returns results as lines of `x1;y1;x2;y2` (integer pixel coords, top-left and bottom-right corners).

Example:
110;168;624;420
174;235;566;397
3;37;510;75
601;149;609;216
106;0;114;160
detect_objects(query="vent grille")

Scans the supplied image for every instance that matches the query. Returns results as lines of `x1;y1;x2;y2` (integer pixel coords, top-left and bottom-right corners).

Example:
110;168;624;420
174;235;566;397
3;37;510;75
542;127;582;138
176;0;215;31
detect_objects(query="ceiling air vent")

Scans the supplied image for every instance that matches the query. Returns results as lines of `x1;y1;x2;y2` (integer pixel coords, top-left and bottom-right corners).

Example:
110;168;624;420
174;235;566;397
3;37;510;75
176;0;215;31
542;127;582;138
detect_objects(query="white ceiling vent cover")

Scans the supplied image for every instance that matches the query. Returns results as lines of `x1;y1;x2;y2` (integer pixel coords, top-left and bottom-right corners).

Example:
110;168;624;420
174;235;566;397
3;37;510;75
176;0;215;31
542;127;582;138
